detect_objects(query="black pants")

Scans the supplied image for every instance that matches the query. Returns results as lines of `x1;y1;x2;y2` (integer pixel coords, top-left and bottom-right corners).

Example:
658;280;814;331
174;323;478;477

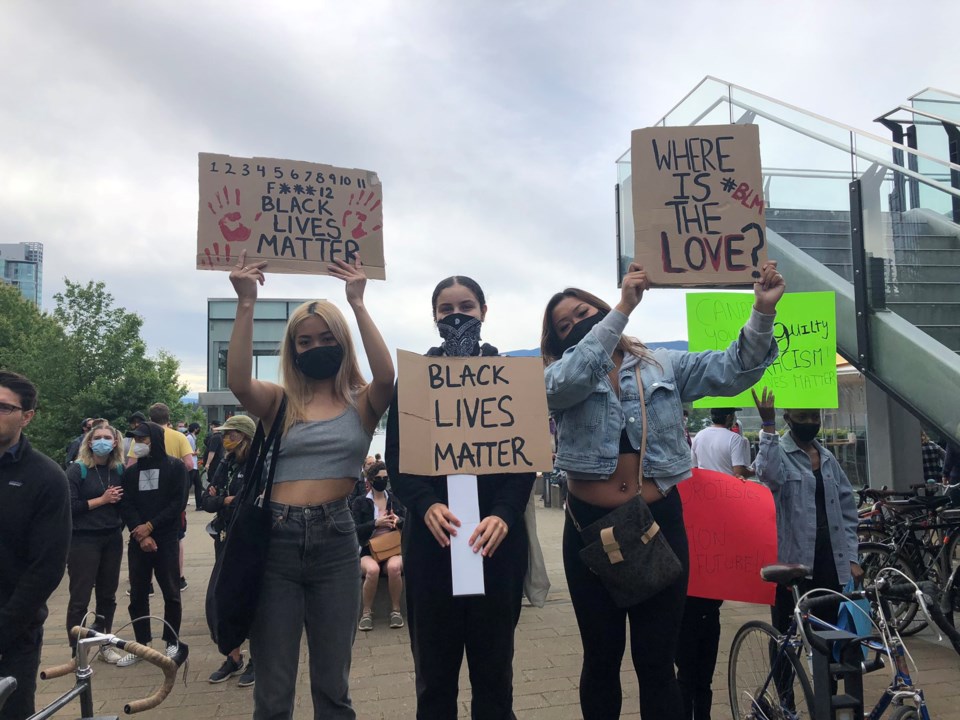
676;596;723;720
563;490;689;720
404;522;526;719
66;530;123;647
0;625;42;720
189;469;203;507
128;533;181;645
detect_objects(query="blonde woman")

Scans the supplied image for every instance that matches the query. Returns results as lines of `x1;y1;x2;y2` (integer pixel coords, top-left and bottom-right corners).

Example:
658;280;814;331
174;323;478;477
65;422;125;662
227;251;394;720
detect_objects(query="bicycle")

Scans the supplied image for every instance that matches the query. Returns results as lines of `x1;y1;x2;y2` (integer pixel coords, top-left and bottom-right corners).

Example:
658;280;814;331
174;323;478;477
728;563;960;720
0;626;189;719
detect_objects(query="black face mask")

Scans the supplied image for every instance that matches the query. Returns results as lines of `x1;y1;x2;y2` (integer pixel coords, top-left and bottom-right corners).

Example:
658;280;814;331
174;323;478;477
558;310;607;354
295;345;344;380
371;477;388;492
437;313;482;357
789;421;821;443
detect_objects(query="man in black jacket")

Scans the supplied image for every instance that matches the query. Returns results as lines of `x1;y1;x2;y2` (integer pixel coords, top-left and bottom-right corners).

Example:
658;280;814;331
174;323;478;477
0;371;71;720
118;422;186;666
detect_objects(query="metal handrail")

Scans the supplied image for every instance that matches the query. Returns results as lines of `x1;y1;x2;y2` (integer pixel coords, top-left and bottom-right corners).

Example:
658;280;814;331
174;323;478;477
617;76;960;194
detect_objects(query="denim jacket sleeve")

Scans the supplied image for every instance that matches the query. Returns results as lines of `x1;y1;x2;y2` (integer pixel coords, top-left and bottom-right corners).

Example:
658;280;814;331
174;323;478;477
837;463;860;560
753;430;784;489
544;311;628;411
669;309;778;402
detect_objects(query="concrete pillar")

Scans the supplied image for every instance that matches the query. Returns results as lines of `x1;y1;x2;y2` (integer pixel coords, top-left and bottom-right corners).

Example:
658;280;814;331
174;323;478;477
864;378;922;491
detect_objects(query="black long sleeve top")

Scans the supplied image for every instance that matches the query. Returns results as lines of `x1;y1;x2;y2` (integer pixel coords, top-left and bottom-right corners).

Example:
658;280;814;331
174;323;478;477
120;423;187;538
0;435;71;653
66;461;124;533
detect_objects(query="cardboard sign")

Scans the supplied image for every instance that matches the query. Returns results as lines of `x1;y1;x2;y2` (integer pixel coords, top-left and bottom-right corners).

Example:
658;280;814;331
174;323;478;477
196;153;385;279
397;351;553;476
678;469;778;605
686;291;838;409
631;124;766;286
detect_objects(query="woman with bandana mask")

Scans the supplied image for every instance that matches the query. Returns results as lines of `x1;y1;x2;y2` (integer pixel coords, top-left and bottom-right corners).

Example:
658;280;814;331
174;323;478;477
385;275;535;720
351;460;406;631
541;261;785;720
752;387;863;636
227;251;394;720
64;422;125;663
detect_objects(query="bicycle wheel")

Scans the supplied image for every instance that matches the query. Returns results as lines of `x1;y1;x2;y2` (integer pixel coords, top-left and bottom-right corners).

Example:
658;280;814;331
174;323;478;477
858;542;921;633
729;620;814;720
890;705;922;719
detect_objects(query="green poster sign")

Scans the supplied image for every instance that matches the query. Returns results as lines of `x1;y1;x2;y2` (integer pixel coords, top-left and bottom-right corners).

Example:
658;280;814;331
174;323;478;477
686;291;838;409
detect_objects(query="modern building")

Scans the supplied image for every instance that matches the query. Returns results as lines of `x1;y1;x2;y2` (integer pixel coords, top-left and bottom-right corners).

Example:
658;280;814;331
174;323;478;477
0;242;43;306
616;77;960;490
198;297;312;422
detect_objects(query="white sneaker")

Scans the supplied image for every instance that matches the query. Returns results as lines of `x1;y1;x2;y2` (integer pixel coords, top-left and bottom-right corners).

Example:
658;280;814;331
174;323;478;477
99;647;124;665
116;652;141;667
165;643;179;658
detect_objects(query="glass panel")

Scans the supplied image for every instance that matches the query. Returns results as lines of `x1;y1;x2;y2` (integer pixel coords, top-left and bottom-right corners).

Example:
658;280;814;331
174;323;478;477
208;300;237;319
661;78;731;127
253;301;289;320
254;354;280;384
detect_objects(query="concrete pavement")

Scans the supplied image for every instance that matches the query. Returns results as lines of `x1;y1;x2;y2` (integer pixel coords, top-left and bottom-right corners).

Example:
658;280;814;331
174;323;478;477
33;500;960;719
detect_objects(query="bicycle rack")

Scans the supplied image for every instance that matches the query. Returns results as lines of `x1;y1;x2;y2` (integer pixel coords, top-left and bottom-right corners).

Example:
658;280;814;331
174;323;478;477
810;628;866;720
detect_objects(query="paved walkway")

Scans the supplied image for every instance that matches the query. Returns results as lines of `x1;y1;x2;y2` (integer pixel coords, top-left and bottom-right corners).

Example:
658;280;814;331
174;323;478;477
34;500;960;719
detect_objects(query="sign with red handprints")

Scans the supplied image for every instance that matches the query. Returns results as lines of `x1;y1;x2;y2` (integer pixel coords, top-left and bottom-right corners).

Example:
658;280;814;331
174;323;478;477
197;153;385;279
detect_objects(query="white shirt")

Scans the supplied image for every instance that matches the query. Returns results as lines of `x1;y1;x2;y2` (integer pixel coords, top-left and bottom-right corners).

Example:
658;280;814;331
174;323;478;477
691;426;752;475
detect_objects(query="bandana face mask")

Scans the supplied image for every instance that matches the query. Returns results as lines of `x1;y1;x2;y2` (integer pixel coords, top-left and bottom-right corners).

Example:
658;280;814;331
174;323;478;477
437;313;482;357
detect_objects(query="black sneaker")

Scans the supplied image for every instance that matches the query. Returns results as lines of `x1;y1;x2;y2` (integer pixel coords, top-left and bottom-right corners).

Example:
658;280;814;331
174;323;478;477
237;659;255;687
209;656;243;683
180;577;188;591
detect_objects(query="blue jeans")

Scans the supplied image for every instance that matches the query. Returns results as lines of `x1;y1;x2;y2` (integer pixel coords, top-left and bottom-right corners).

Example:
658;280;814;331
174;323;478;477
249;498;360;720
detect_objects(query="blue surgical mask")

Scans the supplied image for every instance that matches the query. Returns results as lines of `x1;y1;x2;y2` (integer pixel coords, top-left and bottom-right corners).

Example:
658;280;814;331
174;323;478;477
91;439;115;456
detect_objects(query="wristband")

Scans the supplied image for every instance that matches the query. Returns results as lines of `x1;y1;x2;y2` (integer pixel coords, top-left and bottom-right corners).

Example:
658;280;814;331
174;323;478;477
761;421;775;426
145;521;154;533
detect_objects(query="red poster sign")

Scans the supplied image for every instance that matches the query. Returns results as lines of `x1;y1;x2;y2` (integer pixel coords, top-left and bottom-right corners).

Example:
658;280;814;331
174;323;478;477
678;468;778;605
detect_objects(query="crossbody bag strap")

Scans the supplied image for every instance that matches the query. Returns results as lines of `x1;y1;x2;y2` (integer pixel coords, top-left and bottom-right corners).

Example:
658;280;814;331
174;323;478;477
635;365;647;489
260;396;287;506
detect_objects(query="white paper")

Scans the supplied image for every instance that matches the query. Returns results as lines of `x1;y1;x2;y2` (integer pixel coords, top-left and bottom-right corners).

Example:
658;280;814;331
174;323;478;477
447;474;480;523
450;522;485;596
447;474;485;596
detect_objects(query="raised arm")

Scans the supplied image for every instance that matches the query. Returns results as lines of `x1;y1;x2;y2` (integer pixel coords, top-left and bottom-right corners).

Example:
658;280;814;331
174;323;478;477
328;255;395;425
751;387;785;489
227;251;284;424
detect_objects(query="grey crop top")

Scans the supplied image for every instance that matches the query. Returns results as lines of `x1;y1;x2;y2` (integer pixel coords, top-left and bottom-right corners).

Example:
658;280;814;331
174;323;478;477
269;405;373;483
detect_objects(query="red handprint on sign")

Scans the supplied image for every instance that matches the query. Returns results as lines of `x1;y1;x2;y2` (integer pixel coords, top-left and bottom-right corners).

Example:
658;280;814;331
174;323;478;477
207;186;262;243
341;190;382;240
203;242;234;268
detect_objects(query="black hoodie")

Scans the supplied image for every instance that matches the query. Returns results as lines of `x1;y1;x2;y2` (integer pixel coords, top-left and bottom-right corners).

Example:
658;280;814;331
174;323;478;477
120;422;187;538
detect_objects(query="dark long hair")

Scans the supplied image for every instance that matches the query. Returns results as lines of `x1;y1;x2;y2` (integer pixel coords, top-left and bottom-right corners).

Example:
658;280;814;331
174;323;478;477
540;288;655;366
431;276;486;318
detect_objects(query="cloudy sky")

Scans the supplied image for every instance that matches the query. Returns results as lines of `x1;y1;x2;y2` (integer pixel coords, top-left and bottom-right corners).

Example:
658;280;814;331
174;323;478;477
3;1;958;391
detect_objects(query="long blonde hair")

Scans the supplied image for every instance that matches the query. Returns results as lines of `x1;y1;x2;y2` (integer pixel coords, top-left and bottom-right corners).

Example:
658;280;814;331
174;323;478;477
77;424;125;469
278;300;367;433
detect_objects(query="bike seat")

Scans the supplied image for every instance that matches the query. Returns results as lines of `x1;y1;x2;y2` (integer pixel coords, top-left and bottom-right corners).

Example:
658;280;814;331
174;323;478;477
760;564;812;586
0;677;17;712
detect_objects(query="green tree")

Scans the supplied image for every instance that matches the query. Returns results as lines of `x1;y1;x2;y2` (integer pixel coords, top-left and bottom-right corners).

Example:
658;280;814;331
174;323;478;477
0;279;193;462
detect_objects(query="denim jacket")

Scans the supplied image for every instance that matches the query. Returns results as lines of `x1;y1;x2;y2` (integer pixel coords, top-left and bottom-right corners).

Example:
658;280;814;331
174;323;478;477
545;308;778;493
755;430;859;585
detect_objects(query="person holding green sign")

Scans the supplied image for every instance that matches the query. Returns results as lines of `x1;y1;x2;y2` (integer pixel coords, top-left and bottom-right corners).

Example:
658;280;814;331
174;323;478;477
541;260;785;720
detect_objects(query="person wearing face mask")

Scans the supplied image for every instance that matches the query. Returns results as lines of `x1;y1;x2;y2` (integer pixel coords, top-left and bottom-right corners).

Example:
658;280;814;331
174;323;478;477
202;414;257;687
227;251;394;720
351;461;406;631
117;422;188;667
385;275;536;720
752;387;863;634
541;262;785;720
65;423;126;663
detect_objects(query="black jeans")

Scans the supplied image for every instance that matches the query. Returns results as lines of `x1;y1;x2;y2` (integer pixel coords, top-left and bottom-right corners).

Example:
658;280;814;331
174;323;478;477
189;469;203;507
66;530;123;647
676;596;723;720
127;533;181;645
0;626;42;720
563;490;689;720
404;518;527;719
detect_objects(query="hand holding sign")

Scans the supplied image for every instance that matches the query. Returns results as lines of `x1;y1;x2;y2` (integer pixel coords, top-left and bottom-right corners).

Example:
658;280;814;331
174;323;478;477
615;262;651;317
229;250;267;301
752;260;786;314
425;502;461;548
327;254;367;309
469;515;508;557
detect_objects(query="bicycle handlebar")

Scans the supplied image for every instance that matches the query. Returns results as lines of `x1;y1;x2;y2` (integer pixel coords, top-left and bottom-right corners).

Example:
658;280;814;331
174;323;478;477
39;627;186;714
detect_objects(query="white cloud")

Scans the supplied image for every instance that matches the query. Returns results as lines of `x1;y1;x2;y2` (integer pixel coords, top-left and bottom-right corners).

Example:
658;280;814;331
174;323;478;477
2;0;958;393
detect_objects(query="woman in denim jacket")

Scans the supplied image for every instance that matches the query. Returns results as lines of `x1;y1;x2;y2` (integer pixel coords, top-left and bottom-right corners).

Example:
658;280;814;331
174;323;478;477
541;261;785;720
752;387;863;633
